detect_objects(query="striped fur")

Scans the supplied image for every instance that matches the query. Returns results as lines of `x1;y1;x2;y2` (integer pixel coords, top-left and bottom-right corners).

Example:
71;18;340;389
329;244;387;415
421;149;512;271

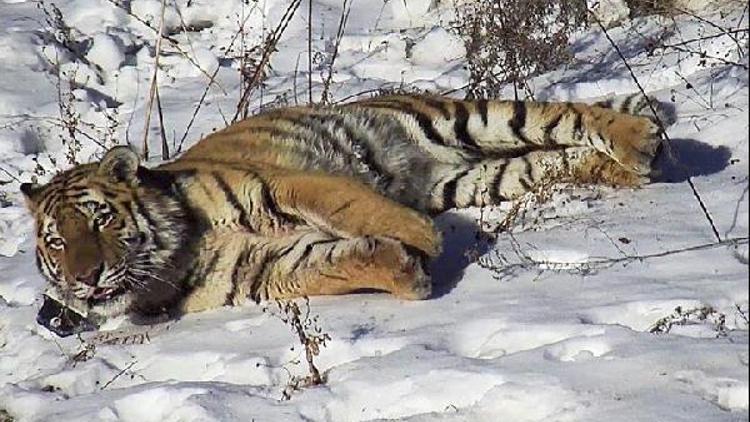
22;93;664;323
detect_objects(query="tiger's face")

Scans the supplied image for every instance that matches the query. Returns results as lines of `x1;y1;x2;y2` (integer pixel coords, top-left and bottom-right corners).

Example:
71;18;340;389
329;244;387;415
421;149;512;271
22;147;190;332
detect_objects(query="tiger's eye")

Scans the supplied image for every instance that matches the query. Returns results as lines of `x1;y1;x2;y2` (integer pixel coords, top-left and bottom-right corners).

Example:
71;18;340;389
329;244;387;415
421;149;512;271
94;213;114;230
47;237;65;249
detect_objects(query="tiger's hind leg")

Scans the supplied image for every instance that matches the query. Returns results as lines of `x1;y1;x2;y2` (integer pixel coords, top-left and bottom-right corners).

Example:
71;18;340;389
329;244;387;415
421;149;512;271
426;147;644;213
249;232;431;302
354;95;663;178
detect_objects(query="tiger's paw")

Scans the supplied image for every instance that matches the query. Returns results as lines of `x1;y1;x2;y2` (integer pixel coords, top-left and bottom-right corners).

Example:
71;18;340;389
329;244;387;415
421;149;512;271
359;237;432;300
382;209;442;257
391;254;432;301
574;151;650;188
606;114;663;176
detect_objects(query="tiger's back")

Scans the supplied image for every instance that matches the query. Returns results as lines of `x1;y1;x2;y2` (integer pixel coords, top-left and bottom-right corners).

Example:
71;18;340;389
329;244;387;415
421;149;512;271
174;93;663;212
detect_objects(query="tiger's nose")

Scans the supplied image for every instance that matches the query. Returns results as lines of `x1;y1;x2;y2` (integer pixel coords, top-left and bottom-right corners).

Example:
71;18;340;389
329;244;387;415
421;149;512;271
75;263;104;286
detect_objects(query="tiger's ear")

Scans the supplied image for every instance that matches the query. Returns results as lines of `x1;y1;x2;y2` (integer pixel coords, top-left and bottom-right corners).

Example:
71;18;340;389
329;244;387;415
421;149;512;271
20;182;43;210
98;146;140;184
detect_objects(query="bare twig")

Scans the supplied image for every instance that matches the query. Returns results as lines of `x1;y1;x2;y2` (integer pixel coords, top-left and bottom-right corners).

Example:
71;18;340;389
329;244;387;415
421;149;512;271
267;298;330;400
155;84;169;160
0;166;21;182
308;0;313;105
649;305;727;337
176;9;256;152
661;27;749;48
233;0;302;122
141;0;168;160
103;0;226;93
480;236;749;279
100;360;138;390
320;0;352;104
590;13;724;242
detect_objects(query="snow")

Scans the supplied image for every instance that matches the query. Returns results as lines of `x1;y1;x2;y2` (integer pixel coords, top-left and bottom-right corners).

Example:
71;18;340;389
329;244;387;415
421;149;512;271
0;0;748;421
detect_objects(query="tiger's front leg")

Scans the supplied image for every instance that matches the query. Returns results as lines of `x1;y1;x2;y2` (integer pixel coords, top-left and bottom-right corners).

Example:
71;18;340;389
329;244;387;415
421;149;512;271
261;233;431;301
262;170;442;257
179;228;432;313
178;229;431;314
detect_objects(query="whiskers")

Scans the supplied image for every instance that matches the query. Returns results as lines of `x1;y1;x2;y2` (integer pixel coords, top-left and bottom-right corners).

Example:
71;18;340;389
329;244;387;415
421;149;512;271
111;248;183;293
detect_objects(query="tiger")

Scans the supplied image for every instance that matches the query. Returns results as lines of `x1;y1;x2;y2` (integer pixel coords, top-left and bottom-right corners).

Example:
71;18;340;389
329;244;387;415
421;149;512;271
21;93;665;335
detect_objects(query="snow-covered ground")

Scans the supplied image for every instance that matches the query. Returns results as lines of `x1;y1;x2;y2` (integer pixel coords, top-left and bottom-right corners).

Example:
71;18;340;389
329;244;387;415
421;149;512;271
0;0;748;421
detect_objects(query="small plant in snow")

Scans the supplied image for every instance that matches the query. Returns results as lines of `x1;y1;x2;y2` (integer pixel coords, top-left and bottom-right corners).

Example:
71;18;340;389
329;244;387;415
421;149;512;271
265;298;330;401
452;0;588;99
0;408;15;422
70;334;97;366
648;305;728;337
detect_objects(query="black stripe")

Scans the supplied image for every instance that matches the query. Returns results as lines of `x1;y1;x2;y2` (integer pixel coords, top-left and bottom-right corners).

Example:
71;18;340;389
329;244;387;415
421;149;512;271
300;113;394;189
362;103;447;146
101;190;121;200
488;162;509;203
177;158;266;176
519;157;534;191
259;182;300;225
348;114;400;189
171;179;204;225
571;107;584;141
42;195;59;215
560;150;571;170
542;113;564;145
453;101;480;149
226;250;251;305
195;252;222;288
329;200;355;217
245;125;300;139
595;99;614;109
421;97;451;119
249;252;275;303
212;172;254;230
179;261;198;291
65;190;91;199
36;247;55;278
324;242;337;264
509;101;530;144
490;144;541;159
477;100;489;126
133;195;165;249
290;238;339;273
276;237;307;260
35;248;43;273
441;168;472;210
122;201;141;232
620;94;637;114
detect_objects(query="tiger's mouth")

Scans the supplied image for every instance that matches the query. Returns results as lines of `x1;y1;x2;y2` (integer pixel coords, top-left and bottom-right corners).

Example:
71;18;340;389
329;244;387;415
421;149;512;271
87;286;127;304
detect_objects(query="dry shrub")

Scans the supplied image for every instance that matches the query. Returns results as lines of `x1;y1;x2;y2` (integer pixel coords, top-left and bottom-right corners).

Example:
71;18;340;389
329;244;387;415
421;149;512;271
453;0;588;99
0;409;14;422
625;0;678;16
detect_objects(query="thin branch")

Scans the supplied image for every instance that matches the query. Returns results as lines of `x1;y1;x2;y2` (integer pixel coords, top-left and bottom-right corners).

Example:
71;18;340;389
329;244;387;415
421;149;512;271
482;236;749;276
176;9;256;152
661;27;749;48
103;0;227;94
155;84;169;160
0;166;21;182
591;13;724;242
141;0;167;160
232;0;302;123
308;0;313;105
100;360;137;390
320;0;352;104
660;43;748;69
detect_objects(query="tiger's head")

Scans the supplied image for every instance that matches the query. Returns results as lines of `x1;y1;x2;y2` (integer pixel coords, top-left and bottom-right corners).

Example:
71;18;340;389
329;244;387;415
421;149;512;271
22;147;194;334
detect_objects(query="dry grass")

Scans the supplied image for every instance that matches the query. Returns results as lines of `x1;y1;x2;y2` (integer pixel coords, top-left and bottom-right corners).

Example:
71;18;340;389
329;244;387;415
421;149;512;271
453;0;588;99
264;298;330;401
